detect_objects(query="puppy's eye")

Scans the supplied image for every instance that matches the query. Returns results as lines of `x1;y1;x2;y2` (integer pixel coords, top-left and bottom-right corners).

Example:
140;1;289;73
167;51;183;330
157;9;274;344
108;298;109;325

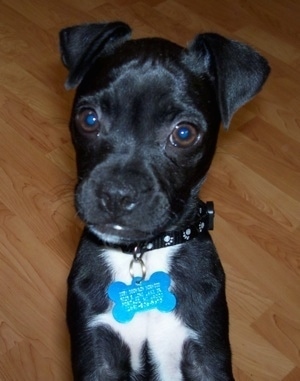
76;109;100;132
169;123;200;148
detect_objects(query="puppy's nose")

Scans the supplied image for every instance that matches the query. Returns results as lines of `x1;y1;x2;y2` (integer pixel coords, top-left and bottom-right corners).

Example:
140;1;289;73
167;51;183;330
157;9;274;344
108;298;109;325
99;187;137;214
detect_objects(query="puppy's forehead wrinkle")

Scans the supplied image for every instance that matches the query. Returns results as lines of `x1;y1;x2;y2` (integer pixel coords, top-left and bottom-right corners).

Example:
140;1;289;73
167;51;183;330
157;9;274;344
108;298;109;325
110;64;184;98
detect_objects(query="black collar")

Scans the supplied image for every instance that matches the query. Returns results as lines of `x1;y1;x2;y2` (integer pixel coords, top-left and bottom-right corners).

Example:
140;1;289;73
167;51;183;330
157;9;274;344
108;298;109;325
105;201;214;255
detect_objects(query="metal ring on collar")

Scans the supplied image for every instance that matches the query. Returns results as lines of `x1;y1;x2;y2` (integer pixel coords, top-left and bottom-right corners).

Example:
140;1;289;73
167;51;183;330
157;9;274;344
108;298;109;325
130;246;146;281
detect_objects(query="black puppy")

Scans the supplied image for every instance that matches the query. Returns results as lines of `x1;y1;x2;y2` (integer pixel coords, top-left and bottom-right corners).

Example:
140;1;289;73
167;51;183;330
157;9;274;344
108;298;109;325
60;22;269;381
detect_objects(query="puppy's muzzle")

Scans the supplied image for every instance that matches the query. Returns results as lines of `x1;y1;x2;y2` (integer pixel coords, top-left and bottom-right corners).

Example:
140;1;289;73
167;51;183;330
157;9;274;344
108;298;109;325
75;164;171;242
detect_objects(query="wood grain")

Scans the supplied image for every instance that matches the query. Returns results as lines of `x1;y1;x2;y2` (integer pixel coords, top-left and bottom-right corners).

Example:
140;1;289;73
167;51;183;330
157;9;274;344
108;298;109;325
0;0;299;379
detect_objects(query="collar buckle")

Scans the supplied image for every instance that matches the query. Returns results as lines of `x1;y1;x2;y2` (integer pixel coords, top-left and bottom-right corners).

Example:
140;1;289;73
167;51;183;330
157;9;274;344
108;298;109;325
205;201;215;230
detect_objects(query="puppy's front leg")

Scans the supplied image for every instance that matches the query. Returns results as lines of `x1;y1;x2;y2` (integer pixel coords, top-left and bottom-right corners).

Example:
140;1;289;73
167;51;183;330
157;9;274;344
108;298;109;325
172;238;234;381
69;324;131;380
181;339;234;381
67;232;132;381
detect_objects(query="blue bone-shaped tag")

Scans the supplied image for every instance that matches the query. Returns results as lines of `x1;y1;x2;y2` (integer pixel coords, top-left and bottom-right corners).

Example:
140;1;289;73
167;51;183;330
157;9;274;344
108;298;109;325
107;271;177;323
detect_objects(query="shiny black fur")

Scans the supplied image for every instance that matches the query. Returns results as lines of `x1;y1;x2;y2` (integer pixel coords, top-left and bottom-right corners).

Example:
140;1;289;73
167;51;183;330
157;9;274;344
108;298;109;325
60;22;270;380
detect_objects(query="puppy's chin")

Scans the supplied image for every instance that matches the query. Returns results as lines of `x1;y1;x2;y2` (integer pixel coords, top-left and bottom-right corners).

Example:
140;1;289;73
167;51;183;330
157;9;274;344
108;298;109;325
88;224;154;245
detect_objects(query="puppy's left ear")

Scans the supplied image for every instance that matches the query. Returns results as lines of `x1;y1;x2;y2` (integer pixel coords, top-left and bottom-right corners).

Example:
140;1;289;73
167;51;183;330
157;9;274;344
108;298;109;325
59;21;132;89
186;33;270;128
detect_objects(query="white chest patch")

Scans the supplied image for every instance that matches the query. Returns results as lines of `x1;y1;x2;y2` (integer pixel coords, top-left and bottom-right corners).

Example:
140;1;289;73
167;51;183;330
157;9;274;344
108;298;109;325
88;246;196;380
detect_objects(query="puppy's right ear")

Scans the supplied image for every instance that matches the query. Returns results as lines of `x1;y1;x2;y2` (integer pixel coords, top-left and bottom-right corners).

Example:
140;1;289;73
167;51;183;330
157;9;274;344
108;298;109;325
186;33;270;128
59;21;132;89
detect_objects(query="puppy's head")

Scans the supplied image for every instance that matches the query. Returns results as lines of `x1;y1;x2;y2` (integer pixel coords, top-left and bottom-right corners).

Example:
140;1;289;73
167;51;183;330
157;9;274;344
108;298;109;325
60;22;269;244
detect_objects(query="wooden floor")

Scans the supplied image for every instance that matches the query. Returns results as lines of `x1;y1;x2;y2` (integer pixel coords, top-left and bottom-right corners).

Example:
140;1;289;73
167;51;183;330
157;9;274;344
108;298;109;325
0;0;299;380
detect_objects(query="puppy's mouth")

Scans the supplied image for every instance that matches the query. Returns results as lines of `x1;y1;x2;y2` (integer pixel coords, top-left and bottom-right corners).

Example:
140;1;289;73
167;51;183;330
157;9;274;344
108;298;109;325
88;223;157;245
